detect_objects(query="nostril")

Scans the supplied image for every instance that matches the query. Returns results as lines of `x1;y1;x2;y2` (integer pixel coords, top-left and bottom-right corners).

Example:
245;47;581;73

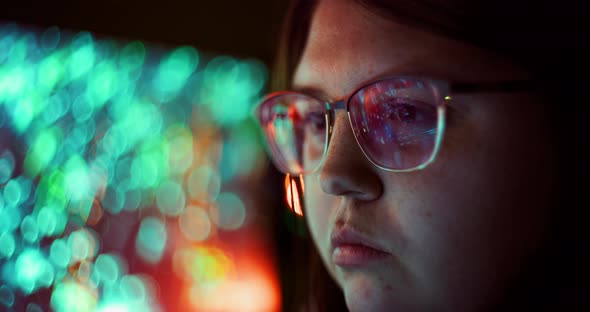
319;167;383;201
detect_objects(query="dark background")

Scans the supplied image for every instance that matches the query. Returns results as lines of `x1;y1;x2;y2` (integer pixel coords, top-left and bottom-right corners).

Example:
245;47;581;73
1;0;289;65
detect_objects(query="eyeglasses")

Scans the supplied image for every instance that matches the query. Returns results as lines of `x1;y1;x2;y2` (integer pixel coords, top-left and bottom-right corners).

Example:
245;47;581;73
255;76;536;175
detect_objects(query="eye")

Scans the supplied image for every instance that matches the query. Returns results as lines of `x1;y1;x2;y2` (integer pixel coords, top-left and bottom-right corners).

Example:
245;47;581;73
392;103;416;123
381;100;418;123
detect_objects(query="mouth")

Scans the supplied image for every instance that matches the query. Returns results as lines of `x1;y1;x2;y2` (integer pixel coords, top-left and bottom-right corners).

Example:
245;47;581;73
330;227;391;267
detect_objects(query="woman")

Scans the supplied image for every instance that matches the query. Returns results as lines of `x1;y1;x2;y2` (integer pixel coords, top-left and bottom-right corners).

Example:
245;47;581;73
257;0;589;311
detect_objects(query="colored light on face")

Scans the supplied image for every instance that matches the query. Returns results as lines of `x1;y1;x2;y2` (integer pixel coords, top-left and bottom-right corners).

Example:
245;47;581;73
284;175;304;216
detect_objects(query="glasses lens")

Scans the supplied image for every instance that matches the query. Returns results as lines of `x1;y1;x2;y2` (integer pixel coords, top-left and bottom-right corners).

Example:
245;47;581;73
258;94;328;174
349;78;442;170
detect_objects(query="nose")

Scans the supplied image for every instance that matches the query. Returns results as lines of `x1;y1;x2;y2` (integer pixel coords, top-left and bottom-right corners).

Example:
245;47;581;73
319;111;383;201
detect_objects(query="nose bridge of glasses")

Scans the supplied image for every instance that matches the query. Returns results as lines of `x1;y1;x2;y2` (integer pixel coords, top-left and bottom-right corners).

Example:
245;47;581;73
324;99;347;136
328;99;346;110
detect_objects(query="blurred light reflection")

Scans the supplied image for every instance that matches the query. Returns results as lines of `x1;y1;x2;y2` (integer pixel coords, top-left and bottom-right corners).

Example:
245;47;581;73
0;23;279;312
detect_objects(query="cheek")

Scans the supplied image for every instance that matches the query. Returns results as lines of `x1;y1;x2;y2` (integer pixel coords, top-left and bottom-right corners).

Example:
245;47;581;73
303;175;337;250
396;104;555;307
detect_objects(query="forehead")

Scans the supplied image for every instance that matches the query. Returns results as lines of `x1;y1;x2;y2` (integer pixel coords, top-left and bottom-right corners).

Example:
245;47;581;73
293;0;527;99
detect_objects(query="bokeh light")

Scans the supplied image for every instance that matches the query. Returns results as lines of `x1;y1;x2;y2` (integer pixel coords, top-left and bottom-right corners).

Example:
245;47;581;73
178;205;211;242
209;192;247;231
1;23;280;312
135;217;167;264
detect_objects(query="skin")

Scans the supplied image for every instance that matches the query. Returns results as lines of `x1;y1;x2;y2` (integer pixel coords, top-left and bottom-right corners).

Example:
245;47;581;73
292;0;556;311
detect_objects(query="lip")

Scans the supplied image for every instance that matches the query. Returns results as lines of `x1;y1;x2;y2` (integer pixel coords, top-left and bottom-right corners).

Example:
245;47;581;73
331;227;391;267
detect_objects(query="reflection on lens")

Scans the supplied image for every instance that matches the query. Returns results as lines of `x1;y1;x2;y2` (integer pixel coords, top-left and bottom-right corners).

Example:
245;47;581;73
259;93;327;174
349;78;440;170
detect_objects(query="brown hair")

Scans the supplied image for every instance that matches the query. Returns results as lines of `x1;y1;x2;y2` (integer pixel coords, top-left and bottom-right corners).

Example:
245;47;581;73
273;0;590;310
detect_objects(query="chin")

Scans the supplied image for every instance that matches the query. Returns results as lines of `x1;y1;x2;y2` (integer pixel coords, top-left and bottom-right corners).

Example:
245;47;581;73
339;271;418;312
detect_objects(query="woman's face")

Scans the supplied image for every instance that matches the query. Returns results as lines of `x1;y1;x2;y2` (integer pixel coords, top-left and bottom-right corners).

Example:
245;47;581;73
294;1;556;311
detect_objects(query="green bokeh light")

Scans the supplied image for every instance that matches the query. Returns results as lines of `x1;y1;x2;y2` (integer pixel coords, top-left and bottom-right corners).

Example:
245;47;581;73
20;215;39;243
37;206;58;236
12;95;35;133
0;64;29;100
15;248;55;294
0;150;15;183
63;155;91;201
219;122;263;181
210;192;246;231
50;281;97;312
49;238;71;268
0;232;16;259
123;189;141;212
165;124;193;175
3;179;22;207
200;56;267;125
68;230;93;262
153;46;199;101
0;205;22;233
41;91;70;125
119;275;147;303
9;36;29;63
156;180;185;216
37;52;66;93
135;217;167;264
102;186;125;214
0;24;269;308
24;127;61;177
87;61;118;108
40;26;61;52
68;32;95;80
72;94;94;122
119;41;146;73
94;254;122;286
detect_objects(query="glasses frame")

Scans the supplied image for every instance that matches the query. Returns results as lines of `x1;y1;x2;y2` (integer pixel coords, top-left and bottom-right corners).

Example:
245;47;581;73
255;77;538;175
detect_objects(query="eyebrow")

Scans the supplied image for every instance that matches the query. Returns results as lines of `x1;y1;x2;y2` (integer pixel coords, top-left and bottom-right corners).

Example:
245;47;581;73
291;63;464;101
291;86;332;102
